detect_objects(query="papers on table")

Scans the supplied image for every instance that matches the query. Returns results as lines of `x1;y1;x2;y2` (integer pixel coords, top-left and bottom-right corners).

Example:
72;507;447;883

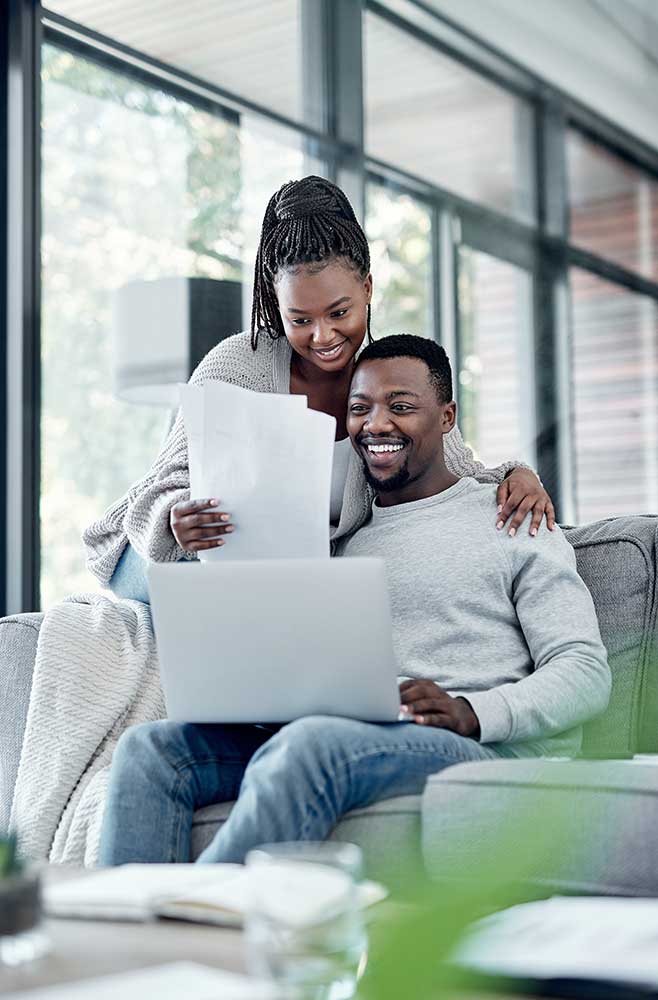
180;382;336;561
44;863;387;928
2;962;276;999
455;895;658;989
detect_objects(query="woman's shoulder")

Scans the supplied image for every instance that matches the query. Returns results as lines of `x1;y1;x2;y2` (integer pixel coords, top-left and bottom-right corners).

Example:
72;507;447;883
190;330;277;390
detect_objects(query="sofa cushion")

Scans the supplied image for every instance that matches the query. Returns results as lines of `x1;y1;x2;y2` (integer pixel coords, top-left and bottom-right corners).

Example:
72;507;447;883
191;795;422;878
422;758;658;896
562;516;658;757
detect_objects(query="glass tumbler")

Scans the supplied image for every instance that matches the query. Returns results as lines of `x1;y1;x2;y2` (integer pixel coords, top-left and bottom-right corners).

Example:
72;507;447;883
245;841;368;1000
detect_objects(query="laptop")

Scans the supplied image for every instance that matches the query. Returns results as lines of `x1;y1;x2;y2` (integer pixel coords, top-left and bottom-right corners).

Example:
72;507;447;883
147;558;401;723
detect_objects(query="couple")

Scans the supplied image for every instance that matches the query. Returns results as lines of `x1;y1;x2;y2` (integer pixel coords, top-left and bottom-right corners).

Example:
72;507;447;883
84;175;610;866
97;333;610;864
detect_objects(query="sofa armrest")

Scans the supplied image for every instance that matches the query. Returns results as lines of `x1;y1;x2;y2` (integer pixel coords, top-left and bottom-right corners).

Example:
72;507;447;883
0;613;43;830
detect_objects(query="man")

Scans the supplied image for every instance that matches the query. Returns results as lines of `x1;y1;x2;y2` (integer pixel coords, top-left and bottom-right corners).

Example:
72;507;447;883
99;335;610;865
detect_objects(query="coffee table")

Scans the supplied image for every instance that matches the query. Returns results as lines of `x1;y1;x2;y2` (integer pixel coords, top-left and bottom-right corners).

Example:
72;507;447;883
0;866;246;994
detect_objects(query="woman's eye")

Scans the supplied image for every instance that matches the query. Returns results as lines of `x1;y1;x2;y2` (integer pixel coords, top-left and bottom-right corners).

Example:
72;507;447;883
331;309;348;319
291;318;310;326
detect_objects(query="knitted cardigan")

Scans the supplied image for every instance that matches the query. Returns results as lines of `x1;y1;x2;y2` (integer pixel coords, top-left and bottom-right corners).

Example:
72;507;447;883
83;332;525;586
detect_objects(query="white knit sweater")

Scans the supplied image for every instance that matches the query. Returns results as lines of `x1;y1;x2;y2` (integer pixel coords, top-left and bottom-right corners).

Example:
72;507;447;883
83;332;524;586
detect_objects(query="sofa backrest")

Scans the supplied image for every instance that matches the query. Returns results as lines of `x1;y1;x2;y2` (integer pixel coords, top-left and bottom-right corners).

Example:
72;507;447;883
563;515;658;757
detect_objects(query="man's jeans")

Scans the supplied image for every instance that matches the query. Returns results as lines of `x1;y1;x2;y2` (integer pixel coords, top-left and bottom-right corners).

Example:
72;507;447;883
98;716;505;866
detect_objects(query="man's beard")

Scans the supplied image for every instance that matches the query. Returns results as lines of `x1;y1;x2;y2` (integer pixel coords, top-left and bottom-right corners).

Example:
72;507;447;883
360;455;411;493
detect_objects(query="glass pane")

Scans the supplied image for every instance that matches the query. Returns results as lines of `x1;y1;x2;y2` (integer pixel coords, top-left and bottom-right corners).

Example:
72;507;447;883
44;0;304;124
365;12;533;221
567;130;658;282
570;268;658;522
40;44;303;607
457;248;535;467
366;183;433;340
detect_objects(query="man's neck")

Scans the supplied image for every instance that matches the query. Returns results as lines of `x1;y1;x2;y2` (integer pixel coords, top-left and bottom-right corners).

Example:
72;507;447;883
376;469;460;508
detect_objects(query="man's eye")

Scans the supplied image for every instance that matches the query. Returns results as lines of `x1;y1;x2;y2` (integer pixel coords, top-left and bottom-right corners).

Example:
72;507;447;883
391;405;413;412
349;405;368;414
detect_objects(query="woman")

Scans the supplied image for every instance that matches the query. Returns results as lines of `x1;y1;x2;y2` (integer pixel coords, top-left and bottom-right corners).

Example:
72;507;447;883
84;175;554;587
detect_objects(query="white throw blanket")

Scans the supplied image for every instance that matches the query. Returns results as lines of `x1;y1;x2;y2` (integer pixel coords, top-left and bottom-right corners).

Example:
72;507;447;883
10;594;165;866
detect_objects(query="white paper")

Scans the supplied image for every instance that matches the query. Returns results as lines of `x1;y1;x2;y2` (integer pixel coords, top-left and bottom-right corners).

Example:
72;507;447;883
44;863;387;929
455;895;658;987
180;382;335;561
2;962;276;999
44;863;242;921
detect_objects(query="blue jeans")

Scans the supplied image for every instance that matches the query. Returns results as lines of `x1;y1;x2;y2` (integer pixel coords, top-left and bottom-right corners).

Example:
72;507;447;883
98;716;503;866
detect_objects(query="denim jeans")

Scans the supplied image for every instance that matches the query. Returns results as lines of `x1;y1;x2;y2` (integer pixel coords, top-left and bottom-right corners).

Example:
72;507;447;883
98;716;504;866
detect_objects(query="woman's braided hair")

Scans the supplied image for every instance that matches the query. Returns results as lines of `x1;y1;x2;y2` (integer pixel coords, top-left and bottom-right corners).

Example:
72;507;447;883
250;175;371;350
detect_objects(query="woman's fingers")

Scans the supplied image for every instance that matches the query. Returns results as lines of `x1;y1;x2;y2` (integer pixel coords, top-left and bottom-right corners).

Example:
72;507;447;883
497;487;524;528
529;502;546;537
506;495;536;536
187;538;226;552
496;480;510;519
546;500;557;531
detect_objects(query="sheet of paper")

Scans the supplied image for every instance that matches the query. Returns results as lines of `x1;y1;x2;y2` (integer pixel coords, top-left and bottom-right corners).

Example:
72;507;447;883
180;382;335;561
455;895;658;987
44;863;242;921
3;962;276;1000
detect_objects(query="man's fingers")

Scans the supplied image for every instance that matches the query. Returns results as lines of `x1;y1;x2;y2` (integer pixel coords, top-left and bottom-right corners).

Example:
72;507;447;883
405;697;444;714
414;713;448;728
399;683;439;704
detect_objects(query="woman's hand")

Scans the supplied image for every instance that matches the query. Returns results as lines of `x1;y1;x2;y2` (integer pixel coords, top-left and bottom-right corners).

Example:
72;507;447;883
399;680;480;738
496;468;556;538
170;498;234;553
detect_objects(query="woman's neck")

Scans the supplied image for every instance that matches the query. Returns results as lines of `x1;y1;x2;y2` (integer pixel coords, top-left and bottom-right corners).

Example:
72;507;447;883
289;350;354;440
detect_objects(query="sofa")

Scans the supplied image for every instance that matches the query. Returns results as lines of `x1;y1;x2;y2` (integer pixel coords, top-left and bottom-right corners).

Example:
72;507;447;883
1;514;657;893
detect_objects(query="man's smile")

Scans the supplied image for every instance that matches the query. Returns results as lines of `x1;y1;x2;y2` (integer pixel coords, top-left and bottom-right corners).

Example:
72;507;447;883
359;437;409;469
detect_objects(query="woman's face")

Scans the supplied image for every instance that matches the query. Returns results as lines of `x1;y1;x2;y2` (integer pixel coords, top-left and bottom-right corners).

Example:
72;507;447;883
275;258;372;373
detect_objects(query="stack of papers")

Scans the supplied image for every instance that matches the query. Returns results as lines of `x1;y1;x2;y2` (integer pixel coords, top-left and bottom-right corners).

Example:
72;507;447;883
180;382;336;561
455;895;658;990
44;863;387;928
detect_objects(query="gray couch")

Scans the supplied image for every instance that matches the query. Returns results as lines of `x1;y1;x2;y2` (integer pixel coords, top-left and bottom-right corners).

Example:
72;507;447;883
2;514;657;893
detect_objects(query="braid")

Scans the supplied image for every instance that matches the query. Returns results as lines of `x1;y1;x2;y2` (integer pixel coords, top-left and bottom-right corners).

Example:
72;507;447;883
251;176;371;351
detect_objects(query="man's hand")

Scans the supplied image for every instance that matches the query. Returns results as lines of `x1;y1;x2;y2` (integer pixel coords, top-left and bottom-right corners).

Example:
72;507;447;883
170;498;234;552
496;468;556;538
399;680;480;739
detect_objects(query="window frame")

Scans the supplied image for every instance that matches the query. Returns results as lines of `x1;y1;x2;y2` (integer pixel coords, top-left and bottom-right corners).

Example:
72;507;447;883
3;0;658;611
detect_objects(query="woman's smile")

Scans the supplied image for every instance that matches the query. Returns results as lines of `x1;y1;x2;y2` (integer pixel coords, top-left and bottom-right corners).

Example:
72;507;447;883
311;339;348;361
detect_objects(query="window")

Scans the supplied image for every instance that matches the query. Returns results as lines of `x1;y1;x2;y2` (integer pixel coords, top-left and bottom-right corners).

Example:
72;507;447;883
457;247;535;467
366;182;433;340
44;0;306;124
365;11;533;221
40;45;303;606
567;130;658;281
570;268;658;522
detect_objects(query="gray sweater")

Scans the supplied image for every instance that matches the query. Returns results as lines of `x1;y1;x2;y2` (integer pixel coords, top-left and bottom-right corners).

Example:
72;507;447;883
340;478;611;753
82;332;527;586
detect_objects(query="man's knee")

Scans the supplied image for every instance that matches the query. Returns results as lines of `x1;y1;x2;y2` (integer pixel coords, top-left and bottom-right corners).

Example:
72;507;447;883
247;715;364;777
112;720;186;773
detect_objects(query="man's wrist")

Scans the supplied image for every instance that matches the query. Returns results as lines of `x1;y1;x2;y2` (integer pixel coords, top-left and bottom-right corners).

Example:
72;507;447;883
457;697;481;740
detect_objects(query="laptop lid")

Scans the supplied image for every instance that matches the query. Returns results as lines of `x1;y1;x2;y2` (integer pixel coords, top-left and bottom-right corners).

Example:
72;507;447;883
147;558;400;724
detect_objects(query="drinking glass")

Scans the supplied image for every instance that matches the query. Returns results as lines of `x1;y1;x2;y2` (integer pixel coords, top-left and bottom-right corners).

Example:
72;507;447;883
245;842;368;1000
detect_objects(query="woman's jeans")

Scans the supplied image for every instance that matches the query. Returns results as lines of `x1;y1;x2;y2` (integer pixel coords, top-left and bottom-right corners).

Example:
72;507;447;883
98;716;505;866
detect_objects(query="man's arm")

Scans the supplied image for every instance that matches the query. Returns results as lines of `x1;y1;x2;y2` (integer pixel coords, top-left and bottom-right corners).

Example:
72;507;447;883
466;527;611;744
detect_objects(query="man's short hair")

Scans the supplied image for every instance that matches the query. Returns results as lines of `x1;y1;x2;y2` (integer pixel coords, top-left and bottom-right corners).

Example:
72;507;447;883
355;334;453;404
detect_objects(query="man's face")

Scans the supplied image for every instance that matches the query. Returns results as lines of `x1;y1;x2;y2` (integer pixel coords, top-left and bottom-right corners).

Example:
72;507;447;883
347;356;456;499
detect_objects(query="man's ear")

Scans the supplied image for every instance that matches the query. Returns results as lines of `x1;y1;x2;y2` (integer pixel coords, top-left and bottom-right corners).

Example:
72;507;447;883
441;401;457;433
